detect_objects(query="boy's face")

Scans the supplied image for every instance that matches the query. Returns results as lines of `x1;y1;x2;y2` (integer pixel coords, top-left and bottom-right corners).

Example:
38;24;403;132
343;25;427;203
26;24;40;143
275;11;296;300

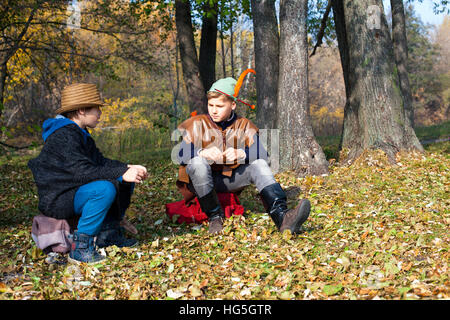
207;95;236;123
80;106;102;129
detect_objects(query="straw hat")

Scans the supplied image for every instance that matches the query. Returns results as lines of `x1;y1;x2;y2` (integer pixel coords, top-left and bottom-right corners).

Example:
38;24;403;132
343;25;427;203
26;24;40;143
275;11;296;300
56;83;105;114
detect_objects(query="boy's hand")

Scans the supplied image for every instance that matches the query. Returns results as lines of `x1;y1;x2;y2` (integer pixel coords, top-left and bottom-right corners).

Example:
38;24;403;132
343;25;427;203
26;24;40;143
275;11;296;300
223;148;246;164
124;164;148;183
129;164;148;175
199;146;223;163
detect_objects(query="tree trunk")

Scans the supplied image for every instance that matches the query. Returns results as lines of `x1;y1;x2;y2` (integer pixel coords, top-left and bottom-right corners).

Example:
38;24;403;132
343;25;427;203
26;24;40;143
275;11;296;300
230;22;235;78
236;15;242;76
199;0;218;92
167;36;180;130
277;0;329;176
331;0;351;151
251;0;279;129
175;0;207;114
337;0;423;163
0;62;7;118
219;11;227;78
390;0;414;128
220;27;227;78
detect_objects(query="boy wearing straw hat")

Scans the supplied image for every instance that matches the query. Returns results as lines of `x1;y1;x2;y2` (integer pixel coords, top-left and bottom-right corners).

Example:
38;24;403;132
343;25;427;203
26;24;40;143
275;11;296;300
176;72;311;235
28;83;147;264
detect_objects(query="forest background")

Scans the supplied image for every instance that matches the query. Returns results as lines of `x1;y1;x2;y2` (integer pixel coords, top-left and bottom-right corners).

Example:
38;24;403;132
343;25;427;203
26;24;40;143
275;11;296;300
0;0;448;160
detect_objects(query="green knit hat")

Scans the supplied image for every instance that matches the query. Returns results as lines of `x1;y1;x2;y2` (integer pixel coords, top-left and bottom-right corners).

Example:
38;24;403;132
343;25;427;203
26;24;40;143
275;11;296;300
208;77;237;101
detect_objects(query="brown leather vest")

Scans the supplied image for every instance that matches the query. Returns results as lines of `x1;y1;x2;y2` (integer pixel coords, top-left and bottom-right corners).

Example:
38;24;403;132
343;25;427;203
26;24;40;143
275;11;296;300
177;114;259;184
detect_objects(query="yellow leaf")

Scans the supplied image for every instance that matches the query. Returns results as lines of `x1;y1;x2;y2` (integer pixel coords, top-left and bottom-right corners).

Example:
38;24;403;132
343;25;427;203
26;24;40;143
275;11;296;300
189;286;202;297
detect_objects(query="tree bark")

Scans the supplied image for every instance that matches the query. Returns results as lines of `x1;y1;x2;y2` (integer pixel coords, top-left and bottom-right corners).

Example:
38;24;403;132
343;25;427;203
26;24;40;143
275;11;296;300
310;0;332;57
230;21;235;78
0;62;7;117
331;0;351;151
236;15;242;76
175;0;207;114
277;0;329;176
167;36;180;130
199;0;218;92
390;0;414;128
336;0;423;164
219;10;227;78
220;28;226;78
251;0;279;129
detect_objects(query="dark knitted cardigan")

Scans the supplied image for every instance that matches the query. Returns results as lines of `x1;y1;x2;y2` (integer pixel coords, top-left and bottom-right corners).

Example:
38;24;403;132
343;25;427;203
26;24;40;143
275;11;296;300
28;123;129;220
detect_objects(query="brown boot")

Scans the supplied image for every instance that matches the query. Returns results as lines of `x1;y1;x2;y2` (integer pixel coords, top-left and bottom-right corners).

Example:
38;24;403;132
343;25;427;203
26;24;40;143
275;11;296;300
208;215;224;234
279;198;310;234
197;190;225;234
260;183;310;234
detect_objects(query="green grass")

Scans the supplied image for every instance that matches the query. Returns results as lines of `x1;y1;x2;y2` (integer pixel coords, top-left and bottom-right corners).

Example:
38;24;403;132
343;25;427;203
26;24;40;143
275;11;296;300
414;121;449;142
92;128;173;164
316;135;341;160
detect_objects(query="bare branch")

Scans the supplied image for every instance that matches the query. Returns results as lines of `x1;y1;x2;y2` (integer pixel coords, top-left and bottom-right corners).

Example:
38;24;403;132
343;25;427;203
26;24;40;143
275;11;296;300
1;0;40;64
310;0;332;57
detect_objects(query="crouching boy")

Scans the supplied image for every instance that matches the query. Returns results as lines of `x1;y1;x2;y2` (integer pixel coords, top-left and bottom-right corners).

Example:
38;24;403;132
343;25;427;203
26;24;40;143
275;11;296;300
175;76;310;234
28;83;148;264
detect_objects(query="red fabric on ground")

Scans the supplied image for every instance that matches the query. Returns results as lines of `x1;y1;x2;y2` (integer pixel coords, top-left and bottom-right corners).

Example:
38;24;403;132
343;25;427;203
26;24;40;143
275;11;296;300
165;192;244;224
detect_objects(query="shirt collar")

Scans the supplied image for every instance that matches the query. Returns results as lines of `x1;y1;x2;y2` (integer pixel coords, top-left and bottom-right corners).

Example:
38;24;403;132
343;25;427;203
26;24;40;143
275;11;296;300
212;111;237;130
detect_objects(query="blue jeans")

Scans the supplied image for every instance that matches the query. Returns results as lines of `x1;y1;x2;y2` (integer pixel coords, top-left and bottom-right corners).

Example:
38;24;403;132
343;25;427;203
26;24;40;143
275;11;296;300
73;180;134;236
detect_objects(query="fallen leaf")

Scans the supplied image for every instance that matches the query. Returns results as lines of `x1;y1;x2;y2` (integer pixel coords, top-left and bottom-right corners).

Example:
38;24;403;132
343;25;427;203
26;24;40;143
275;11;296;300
323;284;343;296
189;286;202;297
166;289;184;299
278;291;295;300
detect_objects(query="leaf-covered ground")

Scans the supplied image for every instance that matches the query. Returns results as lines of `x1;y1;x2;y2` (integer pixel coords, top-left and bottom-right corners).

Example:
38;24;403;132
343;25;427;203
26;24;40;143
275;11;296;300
0;142;448;300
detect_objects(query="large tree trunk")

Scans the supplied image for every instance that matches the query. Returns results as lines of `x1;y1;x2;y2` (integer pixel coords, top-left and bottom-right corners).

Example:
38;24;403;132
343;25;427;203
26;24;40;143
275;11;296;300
199;0;218;92
390;0;414;128
277;0;329;176
175;0;207;114
251;0;279;129
331;0;351;152
335;0;423;163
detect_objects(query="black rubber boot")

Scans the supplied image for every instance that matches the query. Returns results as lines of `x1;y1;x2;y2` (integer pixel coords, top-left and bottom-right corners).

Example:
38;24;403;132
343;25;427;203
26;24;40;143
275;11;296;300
96;220;138;248
260;183;310;234
197;190;225;234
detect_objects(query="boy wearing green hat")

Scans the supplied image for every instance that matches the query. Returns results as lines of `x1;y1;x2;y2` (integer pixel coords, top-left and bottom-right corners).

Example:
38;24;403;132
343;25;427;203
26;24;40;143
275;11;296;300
176;76;310;234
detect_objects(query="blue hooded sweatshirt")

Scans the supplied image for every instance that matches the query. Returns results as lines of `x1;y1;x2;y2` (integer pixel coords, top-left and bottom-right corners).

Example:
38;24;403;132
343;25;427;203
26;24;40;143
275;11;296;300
42;115;91;143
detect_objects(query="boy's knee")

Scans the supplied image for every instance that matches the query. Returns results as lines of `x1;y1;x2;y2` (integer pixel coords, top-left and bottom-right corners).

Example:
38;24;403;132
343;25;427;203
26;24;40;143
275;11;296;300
93;181;117;202
250;159;270;170
250;159;272;174
249;159;275;182
186;156;211;178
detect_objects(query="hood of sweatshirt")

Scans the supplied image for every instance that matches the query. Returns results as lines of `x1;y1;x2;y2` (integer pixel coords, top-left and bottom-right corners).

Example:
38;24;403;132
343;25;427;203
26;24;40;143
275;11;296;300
42;115;90;142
